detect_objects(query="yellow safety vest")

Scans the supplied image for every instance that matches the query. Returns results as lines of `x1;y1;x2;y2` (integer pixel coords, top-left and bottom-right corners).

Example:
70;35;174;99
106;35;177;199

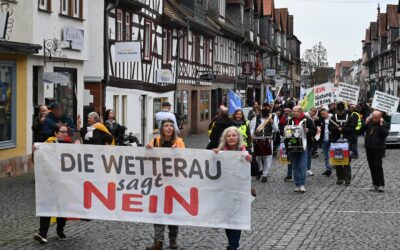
352;112;362;131
238;121;250;146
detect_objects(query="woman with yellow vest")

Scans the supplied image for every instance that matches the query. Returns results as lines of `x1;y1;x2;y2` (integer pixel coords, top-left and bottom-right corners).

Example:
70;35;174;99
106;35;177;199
231;109;251;150
80;112;115;145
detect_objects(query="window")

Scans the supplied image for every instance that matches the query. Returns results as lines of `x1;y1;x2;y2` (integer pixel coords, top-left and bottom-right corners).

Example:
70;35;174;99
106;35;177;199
200;91;210;121
53;68;77;120
0;62;16;149
38;0;51;11
144;21;152;60
193;34;200;63
218;0;225;18
163;29;173;64
179;31;188;60
203;38;209;66
60;0;83;19
113;95;120;122
153;97;168;131
177;90;188;124
122;95;127;126
124;12;131;41
116;9;123;41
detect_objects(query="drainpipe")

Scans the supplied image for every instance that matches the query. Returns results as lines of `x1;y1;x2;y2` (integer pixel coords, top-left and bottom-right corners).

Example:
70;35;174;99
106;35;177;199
103;0;119;113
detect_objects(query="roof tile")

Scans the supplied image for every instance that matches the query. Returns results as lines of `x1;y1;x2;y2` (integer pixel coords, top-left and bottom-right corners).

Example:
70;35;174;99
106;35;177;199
378;13;388;37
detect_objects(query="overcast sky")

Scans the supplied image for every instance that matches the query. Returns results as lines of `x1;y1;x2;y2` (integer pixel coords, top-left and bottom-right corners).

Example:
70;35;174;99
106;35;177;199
275;0;399;67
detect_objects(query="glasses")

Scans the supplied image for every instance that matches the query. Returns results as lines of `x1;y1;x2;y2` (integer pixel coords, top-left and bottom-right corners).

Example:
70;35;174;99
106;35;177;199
58;131;69;134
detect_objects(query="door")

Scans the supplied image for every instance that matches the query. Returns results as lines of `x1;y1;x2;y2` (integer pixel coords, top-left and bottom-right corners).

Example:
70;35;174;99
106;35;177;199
191;90;198;134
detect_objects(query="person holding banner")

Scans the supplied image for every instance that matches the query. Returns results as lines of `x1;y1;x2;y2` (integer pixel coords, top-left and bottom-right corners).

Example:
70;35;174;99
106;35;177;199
207;106;235;150
250;103;278;182
231;109;252;149
80;112;115;145
213;126;253;250
284;106;316;193
146;118;185;250
33;124;77;244
364;111;389;192
328;102;357;186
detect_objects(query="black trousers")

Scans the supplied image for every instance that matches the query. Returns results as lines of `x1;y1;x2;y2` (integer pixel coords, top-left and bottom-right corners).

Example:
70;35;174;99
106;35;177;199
366;148;385;187
39;217;66;238
336;165;351;181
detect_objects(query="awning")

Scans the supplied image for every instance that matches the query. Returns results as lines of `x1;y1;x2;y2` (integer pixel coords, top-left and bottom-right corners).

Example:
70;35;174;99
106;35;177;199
0;41;42;55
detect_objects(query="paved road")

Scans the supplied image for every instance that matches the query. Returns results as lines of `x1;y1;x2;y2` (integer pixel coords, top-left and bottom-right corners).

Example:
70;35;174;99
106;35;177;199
1;134;400;249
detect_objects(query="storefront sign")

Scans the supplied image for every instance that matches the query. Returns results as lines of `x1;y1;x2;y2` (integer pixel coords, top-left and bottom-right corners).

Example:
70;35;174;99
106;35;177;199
371;90;400;114
34;144;251;230
0;8;9;39
63;26;84;50
314;82;334;106
265;69;276;76
42;72;70;86
242;62;253;76
337;82;360;105
115;41;141;62
156;69;174;84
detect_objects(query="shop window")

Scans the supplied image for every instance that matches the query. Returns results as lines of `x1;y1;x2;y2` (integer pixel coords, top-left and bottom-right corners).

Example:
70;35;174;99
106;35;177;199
113;95;120;122
200;91;209;121
177;90;188;124
143;21;152;60
53;67;77;121
0;62;16;149
153;97;168;132
163;29;172;64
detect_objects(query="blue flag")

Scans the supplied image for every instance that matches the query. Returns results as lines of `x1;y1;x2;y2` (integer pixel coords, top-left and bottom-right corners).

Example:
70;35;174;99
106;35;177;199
228;90;242;115
265;87;274;103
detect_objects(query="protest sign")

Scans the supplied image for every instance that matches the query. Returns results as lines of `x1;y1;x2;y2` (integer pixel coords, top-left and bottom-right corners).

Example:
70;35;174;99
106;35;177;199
337;82;360;105
314;83;334;106
371;90;400;114
34;144;251;230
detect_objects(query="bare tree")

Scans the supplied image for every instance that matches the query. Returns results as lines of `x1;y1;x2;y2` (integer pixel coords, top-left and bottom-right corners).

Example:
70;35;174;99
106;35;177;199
302;42;329;86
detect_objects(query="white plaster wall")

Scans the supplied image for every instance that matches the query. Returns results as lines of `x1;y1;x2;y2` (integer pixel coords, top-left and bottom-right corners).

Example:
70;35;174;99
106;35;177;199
7;1;34;43
106;86;174;144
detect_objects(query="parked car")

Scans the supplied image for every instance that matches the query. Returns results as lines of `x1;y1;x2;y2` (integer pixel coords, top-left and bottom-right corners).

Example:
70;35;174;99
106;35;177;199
386;113;400;145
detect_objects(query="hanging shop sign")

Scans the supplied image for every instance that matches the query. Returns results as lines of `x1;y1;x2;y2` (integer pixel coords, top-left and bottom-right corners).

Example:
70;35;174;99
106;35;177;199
115;41;141;62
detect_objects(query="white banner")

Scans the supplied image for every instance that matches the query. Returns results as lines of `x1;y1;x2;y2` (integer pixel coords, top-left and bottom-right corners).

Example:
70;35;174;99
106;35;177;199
156;69;174;84
115;41;141;62
337;82;360;105
34;144;251;230
314;83;334;106
371;90;400;114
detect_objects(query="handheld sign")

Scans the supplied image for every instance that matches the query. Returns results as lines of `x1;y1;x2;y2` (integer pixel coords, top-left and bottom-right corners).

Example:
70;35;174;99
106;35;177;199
314;83;334;106
337;82;360;105
371;90;400;114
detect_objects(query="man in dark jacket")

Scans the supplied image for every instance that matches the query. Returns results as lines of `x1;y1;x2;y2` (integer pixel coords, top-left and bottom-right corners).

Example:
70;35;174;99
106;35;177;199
285;106;316;193
315;108;333;176
41;103;76;141
207;106;235;149
328;102;357;185
364;110;389;192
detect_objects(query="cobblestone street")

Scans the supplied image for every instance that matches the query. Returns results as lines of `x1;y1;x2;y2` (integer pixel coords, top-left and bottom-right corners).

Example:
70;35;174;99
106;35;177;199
1;134;400;249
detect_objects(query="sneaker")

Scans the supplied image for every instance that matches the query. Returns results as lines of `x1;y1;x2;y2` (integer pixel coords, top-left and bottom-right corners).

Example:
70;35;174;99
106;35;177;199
336;180;344;185
377;186;385;193
369;186;378;191
284;176;292;182
307;170;314;176
322;170;332;176
299;186;306;193
294;187;300;192
57;232;67;241
261;176;267;182
34;233;47;244
345;181;351;186
312;153;319;158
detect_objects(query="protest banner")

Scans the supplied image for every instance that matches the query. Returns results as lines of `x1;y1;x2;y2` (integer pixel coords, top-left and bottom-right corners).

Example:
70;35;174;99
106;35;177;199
300;88;314;112
337;82;360;105
314;83;334;106
371;90;400;114
331;83;339;102
34;144;251;230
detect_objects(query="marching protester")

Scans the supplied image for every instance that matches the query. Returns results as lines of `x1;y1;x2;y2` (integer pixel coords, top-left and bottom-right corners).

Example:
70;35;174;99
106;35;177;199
41;102;77;141
231;109;252;149
250;103;278;182
284;106;316;192
33;124;79;244
207;106;235;150
328;102;357;186
104;109;126;145
145;118;185;250
213;126;253;250
80;112;114;145
316;108;333;176
305;107;319;176
32;104;49;143
364;111;389;192
247;100;260;121
155;102;180;134
280;108;293;181
349;104;362;159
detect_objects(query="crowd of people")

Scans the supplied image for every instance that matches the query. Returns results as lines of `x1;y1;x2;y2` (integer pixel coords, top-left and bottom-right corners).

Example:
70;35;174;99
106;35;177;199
31;98;390;249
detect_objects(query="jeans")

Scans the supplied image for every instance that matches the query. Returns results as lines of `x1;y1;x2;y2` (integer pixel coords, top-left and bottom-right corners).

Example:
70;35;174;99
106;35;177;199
287;164;292;178
225;229;241;250
306;147;312;171
366;148;385;187
350;137;359;157
153;224;178;243
290;150;308;187
322;141;332;172
39;217;66;238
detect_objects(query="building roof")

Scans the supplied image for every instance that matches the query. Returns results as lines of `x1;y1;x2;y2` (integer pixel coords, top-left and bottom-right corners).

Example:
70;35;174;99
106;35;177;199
274;9;281;31
262;0;275;17
386;4;399;28
365;28;371;43
370;22;378;40
163;0;186;27
288;15;293;37
378;13;387;37
279;8;288;33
